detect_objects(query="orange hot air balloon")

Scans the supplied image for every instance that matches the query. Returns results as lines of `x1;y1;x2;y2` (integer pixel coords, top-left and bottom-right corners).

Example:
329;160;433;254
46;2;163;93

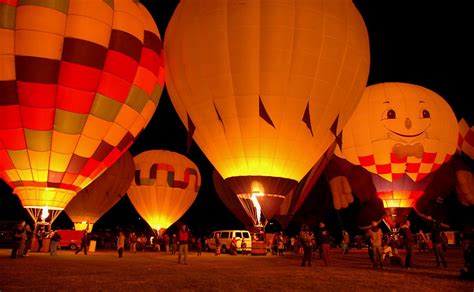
0;1;164;223
127;150;200;233
165;0;370;223
65;151;135;232
328;83;459;227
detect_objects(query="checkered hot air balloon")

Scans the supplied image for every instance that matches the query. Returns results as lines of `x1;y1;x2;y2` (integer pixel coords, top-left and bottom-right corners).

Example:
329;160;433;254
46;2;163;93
0;0;164;223
165;0;370;222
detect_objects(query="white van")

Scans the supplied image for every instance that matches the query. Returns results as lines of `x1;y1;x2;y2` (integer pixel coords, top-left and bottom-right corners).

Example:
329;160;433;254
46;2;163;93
207;230;252;253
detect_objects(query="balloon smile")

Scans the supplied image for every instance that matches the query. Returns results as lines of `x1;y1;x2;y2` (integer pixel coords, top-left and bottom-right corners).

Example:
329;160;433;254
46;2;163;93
388;129;426;138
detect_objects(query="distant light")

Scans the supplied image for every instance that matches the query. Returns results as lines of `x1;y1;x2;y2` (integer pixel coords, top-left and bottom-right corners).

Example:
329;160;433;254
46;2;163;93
269;222;273;225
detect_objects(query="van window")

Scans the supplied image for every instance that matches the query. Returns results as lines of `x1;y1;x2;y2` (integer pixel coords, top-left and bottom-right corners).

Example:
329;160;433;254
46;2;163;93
235;232;242;238
243;232;250;238
221;232;229;239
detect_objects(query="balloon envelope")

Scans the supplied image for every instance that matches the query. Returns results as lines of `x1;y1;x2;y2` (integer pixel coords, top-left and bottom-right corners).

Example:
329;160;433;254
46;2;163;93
128;150;200;230
165;0;370;216
0;1;164;214
65;151;135;232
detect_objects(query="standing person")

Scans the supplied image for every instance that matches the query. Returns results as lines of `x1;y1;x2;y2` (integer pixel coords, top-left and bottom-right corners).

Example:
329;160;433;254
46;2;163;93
241;237;247;255
428;216;449;268
18;223;27;257
164;234;170;253
36;227;45;252
11;220;26;259
177;224;191;264
129;232;137;253
290;236;295;253
117;231;125;258
399;220;415;269
196;238;202;256
23;224;33;256
318;222;331;266
171;234;178;255
278;236;285;256
368;221;384;269
230;237;238;255
50;231;61;256
75;230;88;255
417;230;427;253
341;230;350;255
215;233;221;256
299;224;312;267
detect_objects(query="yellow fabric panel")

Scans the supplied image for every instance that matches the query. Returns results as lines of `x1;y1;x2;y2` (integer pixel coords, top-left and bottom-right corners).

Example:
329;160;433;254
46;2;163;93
78;177;92;189
24;129;52;152
31;169;48;182
137;3;159;35
112;10;143;42
103;123;127;147
8;149;31;169
0;55;15;80
0;29;14;54
15;30;63;60
74;134;101;158
115;104;139;130
16;5;66;36
68;0;113;27
128;115;145;137
27;150;50;171
54;109;88;135
14;186;76;209
5;169;20;181
18;0;69;14
17;169;33;181
90;93;122;122
49;152;72;172
51;131;80;154
82;115;112;141
0;4;16;30
139;100;156;126
72;174;87;188
64;14;111;48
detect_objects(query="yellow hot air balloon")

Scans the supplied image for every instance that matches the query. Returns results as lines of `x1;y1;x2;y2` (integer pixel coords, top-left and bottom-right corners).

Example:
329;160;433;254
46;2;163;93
65;151;135;233
127;150;200;233
0;1;164;224
165;0;370;222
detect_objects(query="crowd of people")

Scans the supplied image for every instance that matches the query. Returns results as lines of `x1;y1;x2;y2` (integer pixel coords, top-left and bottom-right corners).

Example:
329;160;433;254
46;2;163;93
7;218;474;280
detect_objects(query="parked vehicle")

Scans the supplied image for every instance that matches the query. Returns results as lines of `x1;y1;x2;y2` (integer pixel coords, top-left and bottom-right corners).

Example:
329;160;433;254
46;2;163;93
207;230;252;253
55;230;84;250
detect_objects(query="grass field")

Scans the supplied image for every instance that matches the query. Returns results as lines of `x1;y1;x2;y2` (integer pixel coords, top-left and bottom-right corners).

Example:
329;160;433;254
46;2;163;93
0;247;472;291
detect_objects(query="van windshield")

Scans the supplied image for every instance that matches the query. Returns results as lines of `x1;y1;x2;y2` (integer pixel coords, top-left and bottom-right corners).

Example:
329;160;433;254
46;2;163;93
221;232;229;239
235;232;242;238
243;232;250;238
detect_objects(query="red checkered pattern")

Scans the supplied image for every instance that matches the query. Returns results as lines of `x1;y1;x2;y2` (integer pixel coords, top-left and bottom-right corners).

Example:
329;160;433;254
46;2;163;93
458;118;474;159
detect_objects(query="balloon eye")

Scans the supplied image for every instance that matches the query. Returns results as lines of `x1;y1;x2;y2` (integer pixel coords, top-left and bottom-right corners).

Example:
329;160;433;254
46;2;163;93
387;109;396;119
421;109;430;118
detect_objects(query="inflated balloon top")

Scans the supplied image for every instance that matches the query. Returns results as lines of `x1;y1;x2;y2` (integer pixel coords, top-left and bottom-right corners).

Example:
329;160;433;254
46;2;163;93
0;0;164;217
339;83;458;183
165;0;370;209
128;150;200;231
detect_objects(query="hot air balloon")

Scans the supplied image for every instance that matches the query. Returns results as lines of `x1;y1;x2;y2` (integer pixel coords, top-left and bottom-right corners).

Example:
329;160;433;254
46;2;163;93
0;1;164;225
127;150;200;234
458;118;474;160
65;151;135;232
165;0;370;225
327;82;468;228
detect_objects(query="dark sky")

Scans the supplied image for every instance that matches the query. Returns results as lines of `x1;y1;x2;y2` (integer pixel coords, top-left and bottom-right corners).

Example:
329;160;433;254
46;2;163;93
1;1;472;236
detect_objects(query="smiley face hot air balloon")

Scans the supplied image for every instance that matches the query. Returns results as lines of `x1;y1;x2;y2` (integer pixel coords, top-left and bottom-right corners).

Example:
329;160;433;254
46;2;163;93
65;151;135;232
165;0;370;224
0;1;164;224
127;150;200;233
326;83;468;228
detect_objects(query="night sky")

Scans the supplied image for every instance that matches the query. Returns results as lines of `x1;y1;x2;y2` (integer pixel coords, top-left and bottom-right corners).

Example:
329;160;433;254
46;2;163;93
0;1;472;237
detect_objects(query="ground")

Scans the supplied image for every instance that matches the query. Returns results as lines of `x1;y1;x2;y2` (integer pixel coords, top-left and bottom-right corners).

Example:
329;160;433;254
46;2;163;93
0;247;472;291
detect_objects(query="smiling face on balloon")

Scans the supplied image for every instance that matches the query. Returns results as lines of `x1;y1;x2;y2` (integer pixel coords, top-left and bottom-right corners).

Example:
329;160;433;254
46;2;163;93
340;83;458;182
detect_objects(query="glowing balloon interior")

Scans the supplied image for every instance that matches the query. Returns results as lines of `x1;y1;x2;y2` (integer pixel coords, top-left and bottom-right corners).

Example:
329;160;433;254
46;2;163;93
0;1;164;223
128;150;200;231
165;0;370;207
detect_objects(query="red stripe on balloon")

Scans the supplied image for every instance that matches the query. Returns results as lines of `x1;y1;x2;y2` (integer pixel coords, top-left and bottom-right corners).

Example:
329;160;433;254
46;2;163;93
56;86;95;114
97;71;132;103
103;50;139;83
17;81;56;108
20;106;54;131
59;61;102;92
